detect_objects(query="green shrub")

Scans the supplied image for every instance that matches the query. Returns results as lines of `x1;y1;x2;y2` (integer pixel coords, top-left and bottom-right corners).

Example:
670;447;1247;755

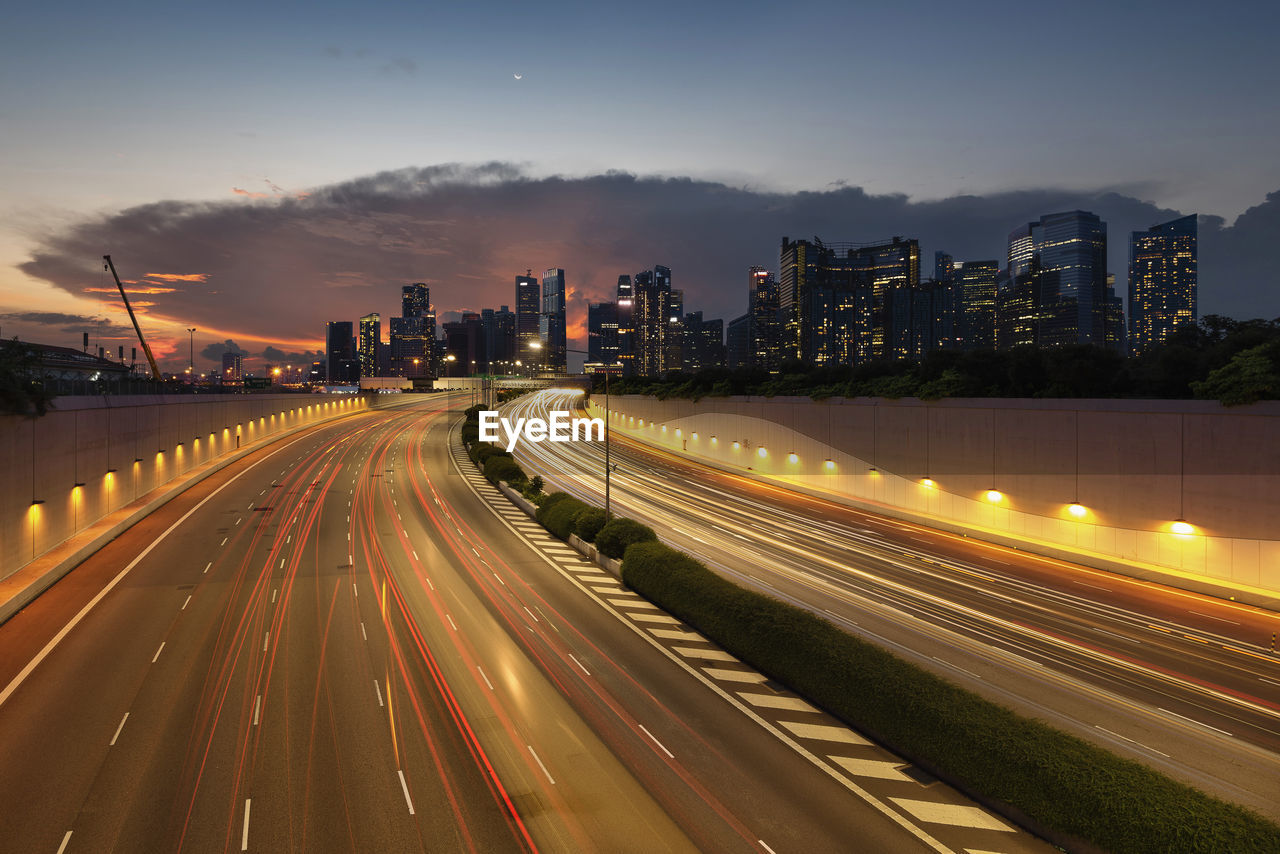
619;541;1280;854
527;475;543;496
463;404;485;421
573;507;607;542
594;517;657;559
472;443;510;467
541;495;590;540
535;492;575;523
483;455;526;486
460;423;479;446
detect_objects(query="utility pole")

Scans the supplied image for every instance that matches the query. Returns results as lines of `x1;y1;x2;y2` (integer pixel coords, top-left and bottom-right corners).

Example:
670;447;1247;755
187;328;196;376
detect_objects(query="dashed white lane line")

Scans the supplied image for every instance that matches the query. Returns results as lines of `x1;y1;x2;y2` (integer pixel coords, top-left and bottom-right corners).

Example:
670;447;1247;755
830;756;915;781
1095;725;1169;757
241;798;252;850
151;642;165;663
758;841;778;854
360;622;368;641
220;537;228;547
1188;610;1240;625
523;606;540;623
931;657;982;680
528;745;556;784
779;720;869;745
477;666;494;690
204;561;212;573
352;583;358;597
271;589;277;604
889;798;1014;832
181;595;192;610
1159;707;1232;737
638;724;674;758
446;614;458;631
672;646;738;662
279;558;285;569
56;831;72;854
412;550;419;561
703;667;769;684
110;712;129;746
737;691;820;713
254;695;262;726
374;679;385;707
568;653;590;676
262;632;270;652
398;769;416;814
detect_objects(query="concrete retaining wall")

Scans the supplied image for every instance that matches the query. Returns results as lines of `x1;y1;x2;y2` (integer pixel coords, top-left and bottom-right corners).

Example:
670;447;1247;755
588;395;1280;598
1;393;367;580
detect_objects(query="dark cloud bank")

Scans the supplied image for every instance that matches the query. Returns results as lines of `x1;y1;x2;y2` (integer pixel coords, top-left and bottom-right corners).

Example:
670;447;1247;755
18;163;1280;349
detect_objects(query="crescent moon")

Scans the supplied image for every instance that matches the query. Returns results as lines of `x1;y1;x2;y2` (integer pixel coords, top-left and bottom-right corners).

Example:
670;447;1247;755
513;73;523;80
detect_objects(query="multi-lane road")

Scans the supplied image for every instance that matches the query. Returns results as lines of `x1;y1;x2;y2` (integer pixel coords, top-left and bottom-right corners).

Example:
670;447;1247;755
0;395;1050;853
508;389;1280;820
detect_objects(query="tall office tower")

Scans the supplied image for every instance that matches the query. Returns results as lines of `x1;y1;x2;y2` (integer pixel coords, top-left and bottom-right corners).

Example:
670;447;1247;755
491;305;516;368
357;313;380;378
665;288;685;371
934;251;955;284
747;267;782;371
588;302;620;364
1128;214;1197;355
221;351;243;383
325;321;357;383
633;266;672;376
779;236;919;366
726;314;751;369
515;272;541;363
402;282;429;318
389;316;429;377
541;268;567;373
1007;210;1109;348
615;275;635;375
442;312;485;376
956;260;999;349
682;312;725;372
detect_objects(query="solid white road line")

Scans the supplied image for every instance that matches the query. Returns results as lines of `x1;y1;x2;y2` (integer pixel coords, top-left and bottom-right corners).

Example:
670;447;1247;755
110;712;129;746
397;769;415;814
638;724;674;758
528;745;555;784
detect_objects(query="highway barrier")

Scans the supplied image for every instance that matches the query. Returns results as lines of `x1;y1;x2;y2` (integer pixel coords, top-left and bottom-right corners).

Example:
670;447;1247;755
619;540;1280;854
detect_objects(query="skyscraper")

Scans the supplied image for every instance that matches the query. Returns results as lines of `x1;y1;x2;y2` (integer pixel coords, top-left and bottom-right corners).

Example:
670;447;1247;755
615;275;635;376
1006;211;1110;348
633;266;672;376
956;260;999;349
682;312;725;372
402;283;429;318
325;321;357;383
391;283;433;378
1128;214;1197;355
747;267;781;371
357;313;380;378
515;272;540;362
588;302;619;365
540;268;567;373
221;351;243;383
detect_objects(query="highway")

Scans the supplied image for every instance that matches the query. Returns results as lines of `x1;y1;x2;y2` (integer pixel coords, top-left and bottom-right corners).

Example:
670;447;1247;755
507;389;1280;820
0;394;1050;853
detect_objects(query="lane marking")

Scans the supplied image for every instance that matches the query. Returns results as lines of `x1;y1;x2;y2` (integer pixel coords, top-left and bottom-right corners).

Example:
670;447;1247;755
254;695;262;726
477;666;494;690
638;724;674;758
1188;610;1240;625
181;595;192;610
279;558;285;569
672;646;737;662
737;692;820;713
56;832;72;854
523;606;540;623
271;589;277;604
831;757;915;781
568;653;590;676
110;712;129;746
779;720;869;745
1095;725;1169;757
352;583;358;597
703;667;768;684
220;537;228;547
151;642;165;663
528;745;556;784
204;562;211;574
263;632;270;652
360;621;368;640
759;842;777;854
398;769;415;814
241;799;251;850
374;679;385;707
889;797;1013;832
446;614;458;631
1159;707;1232;737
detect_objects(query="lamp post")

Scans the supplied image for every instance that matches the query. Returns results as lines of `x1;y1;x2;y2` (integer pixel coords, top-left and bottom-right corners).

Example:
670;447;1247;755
444;354;457;418
187;328;196;378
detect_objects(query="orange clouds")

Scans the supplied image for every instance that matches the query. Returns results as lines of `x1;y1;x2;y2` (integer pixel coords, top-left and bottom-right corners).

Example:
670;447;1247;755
84;285;178;295
144;272;209;283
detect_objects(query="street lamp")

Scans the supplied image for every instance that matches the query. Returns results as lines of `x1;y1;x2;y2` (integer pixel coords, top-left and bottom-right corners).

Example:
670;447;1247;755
187;328;196;377
444;354;457;417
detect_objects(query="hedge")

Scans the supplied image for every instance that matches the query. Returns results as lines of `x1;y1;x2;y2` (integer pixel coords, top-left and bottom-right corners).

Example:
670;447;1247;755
540;494;591;540
573;507;607;543
594;517;657;559
620;541;1280;854
483;455;527;486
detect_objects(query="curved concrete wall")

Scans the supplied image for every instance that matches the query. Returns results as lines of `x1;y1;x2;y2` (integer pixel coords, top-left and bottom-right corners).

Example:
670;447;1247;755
1;394;367;580
588;395;1280;598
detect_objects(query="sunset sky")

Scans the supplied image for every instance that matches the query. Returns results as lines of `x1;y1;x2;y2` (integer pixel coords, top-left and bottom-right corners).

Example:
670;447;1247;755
3;0;1278;372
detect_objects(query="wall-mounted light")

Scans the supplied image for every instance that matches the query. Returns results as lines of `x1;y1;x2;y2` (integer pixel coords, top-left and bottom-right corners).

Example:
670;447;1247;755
757;447;768;458
30;499;45;506
825;459;836;470
788;452;799;464
1171;519;1196;536
985;489;1004;503
732;441;741;450
921;477;936;488
1067;503;1087;519
106;468;118;474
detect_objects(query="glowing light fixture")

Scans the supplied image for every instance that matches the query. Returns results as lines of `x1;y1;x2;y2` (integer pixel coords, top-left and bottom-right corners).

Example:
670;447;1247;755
788;452;799;464
921;477;936;488
30;499;45;506
757;446;767;458
691;432;698;440
1067;503;1087;519
73;482;85;488
824;459;836;470
732;441;741;450
1171;519;1196;536
985;489;1004;503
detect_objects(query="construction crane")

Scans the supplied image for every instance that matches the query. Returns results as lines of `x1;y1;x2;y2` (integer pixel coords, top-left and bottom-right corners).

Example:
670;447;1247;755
103;255;162;380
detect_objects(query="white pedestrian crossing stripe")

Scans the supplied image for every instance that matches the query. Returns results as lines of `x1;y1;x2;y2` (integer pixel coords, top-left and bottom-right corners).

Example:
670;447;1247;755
889;798;1015;832
607;598;659;609
649;628;699;641
703;667;768;683
630;612;681;625
778;721;869;745
831;757;914;781
737;692;820;713
671;646;737;662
